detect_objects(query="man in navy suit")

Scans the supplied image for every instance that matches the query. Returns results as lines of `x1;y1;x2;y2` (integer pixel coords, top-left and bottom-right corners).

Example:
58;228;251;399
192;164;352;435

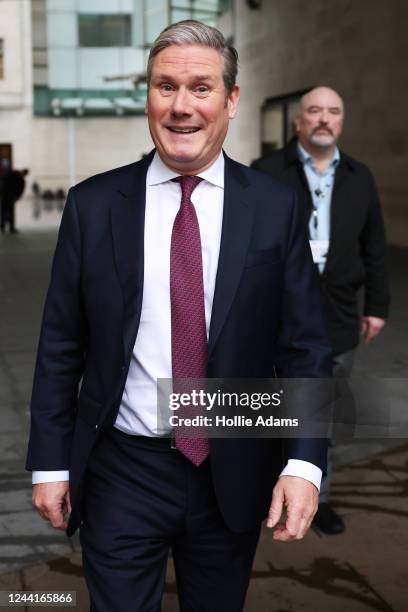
27;20;332;611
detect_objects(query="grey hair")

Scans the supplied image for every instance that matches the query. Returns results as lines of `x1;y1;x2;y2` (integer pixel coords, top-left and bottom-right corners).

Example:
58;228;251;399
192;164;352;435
147;20;238;96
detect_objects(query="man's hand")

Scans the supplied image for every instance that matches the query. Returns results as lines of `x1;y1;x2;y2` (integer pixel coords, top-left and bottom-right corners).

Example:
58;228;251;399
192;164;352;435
32;482;71;530
266;476;318;542
361;316;386;344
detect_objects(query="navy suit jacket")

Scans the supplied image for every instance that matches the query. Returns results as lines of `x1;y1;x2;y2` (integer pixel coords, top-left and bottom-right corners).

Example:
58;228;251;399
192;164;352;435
26;151;332;535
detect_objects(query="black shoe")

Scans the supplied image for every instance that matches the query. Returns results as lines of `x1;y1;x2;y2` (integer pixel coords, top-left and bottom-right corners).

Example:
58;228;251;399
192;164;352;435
313;503;345;535
10;228;19;234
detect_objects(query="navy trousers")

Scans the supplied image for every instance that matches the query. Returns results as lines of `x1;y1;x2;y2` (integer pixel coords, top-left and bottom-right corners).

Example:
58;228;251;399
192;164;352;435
80;427;261;611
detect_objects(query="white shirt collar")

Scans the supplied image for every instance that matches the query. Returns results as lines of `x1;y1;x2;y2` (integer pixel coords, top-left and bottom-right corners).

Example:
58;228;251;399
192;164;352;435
147;150;225;189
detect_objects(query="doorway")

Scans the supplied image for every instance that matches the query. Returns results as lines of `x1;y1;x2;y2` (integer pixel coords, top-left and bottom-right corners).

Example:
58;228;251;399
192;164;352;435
261;90;310;156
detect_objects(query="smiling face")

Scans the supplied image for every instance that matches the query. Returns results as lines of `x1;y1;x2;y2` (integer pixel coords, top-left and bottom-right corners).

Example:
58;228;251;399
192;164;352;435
146;44;240;175
295;87;344;150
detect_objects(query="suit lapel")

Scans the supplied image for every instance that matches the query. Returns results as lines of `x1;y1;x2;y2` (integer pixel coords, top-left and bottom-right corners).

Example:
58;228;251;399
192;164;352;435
110;152;153;359
208;155;255;356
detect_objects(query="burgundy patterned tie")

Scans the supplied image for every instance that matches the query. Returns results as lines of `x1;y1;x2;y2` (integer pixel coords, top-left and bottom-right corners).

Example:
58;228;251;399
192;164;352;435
170;175;209;466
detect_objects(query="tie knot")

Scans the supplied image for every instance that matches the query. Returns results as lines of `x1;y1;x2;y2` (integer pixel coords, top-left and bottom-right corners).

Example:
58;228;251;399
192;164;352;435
173;175;203;204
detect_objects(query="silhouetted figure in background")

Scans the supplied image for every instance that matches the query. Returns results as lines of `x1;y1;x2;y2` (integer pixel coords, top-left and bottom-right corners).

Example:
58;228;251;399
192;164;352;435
32;181;41;219
0;168;29;233
252;86;390;535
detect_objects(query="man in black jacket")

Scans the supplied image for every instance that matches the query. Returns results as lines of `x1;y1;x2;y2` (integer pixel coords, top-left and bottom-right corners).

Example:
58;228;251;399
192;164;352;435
252;86;390;534
0;168;28;233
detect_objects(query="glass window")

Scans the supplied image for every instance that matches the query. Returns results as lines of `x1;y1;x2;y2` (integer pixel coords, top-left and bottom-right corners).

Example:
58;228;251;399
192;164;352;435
145;0;168;45
193;11;217;24
191;1;219;9
78;14;132;47
171;9;191;22
0;39;4;79
170;0;230;25
171;0;220;10
172;0;191;7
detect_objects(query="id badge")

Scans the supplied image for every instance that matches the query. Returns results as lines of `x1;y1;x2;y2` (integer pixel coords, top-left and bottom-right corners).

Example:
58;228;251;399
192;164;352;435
310;240;329;264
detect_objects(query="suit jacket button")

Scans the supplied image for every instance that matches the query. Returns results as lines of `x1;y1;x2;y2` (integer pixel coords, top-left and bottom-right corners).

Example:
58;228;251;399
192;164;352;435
95;424;99;430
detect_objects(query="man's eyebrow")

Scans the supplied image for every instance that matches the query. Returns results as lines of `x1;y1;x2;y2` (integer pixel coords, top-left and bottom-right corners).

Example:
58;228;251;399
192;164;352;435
150;73;173;82
306;104;342;111
151;73;216;82
191;75;215;82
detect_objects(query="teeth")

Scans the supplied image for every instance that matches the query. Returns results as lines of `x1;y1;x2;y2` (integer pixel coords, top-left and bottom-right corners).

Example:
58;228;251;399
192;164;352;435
170;128;198;133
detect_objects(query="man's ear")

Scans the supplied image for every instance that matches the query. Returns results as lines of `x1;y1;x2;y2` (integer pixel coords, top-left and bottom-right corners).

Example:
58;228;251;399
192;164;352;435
294;116;301;132
227;85;240;119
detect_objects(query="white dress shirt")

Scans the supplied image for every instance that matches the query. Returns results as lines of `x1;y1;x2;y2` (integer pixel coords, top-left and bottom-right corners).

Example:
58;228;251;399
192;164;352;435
33;151;322;490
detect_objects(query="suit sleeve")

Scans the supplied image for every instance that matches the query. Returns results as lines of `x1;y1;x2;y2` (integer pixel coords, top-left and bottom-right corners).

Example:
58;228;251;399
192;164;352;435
360;171;390;319
275;188;332;473
26;188;87;471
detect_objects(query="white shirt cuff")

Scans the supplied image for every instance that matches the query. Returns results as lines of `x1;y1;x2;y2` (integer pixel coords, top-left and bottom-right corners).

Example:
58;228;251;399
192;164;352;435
32;470;70;484
279;459;322;491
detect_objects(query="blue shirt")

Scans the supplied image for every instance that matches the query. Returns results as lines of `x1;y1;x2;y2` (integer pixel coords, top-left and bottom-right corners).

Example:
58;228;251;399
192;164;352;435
297;142;340;241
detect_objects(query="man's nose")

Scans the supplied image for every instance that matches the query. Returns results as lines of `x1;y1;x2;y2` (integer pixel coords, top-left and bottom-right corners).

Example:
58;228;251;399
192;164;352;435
171;88;192;116
320;110;329;123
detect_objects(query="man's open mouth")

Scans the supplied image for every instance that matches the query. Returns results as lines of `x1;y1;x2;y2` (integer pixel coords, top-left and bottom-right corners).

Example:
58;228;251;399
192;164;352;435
167;127;201;134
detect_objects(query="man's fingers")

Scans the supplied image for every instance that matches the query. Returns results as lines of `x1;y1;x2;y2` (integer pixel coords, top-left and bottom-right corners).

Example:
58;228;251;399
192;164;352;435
362;317;385;344
365;327;378;344
295;516;310;540
272;515;309;542
32;481;70;530
272;523;297;542
268;476;319;541
48;507;67;530
267;486;284;528
36;501;67;529
285;505;303;537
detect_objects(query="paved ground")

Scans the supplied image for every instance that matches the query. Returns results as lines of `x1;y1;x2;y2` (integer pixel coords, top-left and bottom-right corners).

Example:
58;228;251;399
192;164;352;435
0;227;407;610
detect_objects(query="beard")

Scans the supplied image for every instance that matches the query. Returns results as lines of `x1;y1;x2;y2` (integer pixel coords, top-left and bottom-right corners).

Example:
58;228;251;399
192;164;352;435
309;132;336;147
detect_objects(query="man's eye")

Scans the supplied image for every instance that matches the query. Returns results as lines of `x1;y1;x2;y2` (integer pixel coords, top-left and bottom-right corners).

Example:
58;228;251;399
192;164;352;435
161;84;173;92
195;86;209;94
